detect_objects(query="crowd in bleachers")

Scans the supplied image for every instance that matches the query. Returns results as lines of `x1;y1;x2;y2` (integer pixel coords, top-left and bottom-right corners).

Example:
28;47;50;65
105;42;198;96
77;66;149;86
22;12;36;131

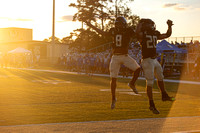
57;40;200;79
57;50;111;75
0;39;199;79
57;42;143;76
0;53;35;68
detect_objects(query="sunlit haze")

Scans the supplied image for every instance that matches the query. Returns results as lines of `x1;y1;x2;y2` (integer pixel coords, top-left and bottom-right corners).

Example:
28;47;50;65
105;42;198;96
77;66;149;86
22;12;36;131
0;0;199;41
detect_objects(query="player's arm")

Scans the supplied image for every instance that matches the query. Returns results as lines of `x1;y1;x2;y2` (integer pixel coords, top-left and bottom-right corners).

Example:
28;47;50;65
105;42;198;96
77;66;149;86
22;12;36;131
85;21;110;36
158;20;173;40
135;21;143;41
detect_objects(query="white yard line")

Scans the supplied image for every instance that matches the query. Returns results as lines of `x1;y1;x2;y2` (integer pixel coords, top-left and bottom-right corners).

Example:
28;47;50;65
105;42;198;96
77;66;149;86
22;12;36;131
17;68;200;85
173;130;200;133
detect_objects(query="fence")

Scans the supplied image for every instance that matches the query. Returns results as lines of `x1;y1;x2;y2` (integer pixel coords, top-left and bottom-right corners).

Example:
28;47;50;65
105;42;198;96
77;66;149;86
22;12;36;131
87;36;200;53
87;42;112;53
167;36;200;43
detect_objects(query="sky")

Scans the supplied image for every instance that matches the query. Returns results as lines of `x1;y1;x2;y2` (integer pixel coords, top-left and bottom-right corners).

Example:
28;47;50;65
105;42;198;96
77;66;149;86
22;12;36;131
0;0;199;41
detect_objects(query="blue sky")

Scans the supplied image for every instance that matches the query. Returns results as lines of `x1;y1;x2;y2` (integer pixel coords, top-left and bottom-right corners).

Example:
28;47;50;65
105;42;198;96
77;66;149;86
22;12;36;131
0;0;199;41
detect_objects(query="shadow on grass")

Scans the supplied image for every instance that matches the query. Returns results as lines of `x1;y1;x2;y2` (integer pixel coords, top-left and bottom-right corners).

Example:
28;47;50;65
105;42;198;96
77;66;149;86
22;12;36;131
1;68;199;131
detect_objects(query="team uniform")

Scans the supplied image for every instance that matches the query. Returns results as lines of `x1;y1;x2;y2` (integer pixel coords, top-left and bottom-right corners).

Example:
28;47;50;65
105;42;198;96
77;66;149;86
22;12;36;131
86;16;140;110
108;27;140;78
140;30;164;87
137;18;175;114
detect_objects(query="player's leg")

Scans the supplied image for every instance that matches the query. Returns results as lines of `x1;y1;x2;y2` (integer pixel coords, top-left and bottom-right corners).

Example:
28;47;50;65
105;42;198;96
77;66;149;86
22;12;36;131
142;58;160;114
110;77;117;109
155;60;175;101
109;55;121;109
129;68;140;85
124;55;140;94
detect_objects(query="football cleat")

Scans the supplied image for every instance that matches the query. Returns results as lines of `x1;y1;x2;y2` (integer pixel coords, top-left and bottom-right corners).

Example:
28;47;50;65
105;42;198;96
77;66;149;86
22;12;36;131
128;83;139;94
111;98;117;109
162;94;175;101
149;106;160;114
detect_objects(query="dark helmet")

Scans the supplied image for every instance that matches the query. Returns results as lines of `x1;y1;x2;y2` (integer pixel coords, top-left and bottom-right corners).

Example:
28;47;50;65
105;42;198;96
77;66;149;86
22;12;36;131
140;18;156;32
115;16;127;30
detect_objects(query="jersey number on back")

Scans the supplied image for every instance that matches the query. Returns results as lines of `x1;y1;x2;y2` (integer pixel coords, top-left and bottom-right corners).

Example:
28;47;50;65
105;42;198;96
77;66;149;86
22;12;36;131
116;35;122;47
146;35;157;48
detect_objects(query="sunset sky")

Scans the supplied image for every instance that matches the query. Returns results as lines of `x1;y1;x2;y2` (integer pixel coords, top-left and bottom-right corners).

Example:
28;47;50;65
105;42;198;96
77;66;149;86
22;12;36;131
0;0;199;41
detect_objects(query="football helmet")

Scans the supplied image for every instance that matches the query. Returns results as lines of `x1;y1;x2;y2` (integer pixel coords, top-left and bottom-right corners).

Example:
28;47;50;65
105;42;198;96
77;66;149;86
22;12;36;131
140;18;156;32
115;16;127;30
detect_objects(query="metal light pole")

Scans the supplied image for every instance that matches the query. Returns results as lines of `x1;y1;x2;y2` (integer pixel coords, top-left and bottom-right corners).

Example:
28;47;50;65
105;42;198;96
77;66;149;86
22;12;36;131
52;0;55;63
115;0;118;18
52;0;55;45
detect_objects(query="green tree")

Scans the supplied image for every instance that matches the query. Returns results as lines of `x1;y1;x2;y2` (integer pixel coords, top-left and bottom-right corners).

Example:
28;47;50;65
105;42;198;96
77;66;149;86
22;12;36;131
61;33;75;44
69;0;111;30
67;0;140;51
43;36;61;44
64;28;110;52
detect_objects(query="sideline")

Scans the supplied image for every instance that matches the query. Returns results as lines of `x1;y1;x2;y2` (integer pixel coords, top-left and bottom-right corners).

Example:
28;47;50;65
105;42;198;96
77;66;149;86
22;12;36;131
16;68;200;85
1;116;200;127
0;116;200;133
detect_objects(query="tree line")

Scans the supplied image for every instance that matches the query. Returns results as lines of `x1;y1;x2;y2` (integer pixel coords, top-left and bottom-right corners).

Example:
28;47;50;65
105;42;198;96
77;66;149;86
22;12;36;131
43;0;140;52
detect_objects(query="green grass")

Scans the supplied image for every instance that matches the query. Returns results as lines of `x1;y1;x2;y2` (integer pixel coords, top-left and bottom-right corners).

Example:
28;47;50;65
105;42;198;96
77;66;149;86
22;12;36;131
0;68;199;126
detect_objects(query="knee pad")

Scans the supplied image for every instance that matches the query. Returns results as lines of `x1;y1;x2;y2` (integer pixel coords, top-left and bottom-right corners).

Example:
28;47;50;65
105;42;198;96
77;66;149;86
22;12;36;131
146;79;154;87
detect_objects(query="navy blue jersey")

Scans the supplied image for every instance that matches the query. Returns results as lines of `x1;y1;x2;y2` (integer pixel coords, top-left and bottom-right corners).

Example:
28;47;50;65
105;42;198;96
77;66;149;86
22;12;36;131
140;30;161;59
108;27;135;55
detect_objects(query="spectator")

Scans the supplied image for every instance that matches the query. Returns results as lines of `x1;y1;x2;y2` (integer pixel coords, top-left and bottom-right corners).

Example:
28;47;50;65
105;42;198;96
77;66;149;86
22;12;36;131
193;54;200;80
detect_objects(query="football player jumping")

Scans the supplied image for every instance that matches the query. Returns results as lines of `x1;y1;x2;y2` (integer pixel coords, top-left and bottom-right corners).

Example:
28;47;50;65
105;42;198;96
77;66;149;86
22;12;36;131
136;19;175;114
85;17;141;109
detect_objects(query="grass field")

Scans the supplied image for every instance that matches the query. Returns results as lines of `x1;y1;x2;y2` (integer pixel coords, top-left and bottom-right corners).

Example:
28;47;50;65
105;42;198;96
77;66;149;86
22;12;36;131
0;68;200;126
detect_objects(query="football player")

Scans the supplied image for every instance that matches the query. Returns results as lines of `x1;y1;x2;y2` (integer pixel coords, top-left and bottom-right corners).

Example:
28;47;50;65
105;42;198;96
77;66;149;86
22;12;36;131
85;16;141;109
136;19;175;114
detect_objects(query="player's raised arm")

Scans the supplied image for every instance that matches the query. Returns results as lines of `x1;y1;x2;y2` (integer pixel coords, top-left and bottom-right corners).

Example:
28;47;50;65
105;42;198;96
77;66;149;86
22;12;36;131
158;20;173;40
85;21;110;36
135;20;144;39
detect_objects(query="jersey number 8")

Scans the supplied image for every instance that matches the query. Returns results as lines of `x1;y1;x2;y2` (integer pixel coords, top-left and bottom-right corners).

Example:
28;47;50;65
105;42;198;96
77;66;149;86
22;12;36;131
116;35;122;47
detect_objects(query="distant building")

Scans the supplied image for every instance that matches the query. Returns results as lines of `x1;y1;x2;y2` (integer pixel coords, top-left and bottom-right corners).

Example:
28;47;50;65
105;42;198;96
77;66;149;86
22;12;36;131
0;27;32;43
0;27;69;64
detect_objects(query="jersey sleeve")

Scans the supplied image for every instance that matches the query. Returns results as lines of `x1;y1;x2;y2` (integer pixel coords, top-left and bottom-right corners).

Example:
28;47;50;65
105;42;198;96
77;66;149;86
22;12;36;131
128;27;135;36
155;30;161;37
108;28;115;36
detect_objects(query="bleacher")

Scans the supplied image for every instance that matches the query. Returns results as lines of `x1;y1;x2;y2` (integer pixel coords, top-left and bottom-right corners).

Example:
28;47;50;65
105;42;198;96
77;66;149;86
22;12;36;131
57;37;200;77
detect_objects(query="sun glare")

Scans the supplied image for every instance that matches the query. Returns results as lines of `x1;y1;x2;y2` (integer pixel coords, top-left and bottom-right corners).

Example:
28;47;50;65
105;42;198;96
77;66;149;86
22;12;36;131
0;0;80;41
